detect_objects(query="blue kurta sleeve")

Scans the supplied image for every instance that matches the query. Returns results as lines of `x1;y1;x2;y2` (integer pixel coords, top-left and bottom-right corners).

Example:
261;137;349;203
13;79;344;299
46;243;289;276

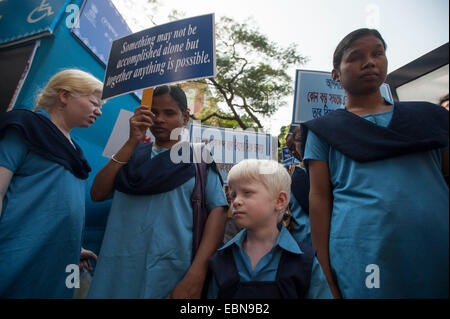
303;130;329;163
306;257;333;299
205;167;228;211
0;129;28;172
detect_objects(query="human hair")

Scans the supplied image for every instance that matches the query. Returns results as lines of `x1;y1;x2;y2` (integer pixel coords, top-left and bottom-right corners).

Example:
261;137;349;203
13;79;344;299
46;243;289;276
333;28;387;71
153;85;188;112
34;69;103;111
228;159;291;220
292;125;301;140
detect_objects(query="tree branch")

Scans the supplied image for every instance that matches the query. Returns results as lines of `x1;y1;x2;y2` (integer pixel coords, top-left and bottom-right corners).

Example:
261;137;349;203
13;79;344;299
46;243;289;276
208;78;248;130
241;96;263;129
193;112;237;122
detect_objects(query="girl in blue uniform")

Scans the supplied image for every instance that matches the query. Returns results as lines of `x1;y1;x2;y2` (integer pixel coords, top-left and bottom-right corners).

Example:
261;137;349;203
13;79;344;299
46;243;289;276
0;69;102;298
88;85;228;298
286;125;311;245
302;29;449;298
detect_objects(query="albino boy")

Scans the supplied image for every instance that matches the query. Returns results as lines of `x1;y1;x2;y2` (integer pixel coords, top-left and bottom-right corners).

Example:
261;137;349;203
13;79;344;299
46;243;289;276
207;159;332;299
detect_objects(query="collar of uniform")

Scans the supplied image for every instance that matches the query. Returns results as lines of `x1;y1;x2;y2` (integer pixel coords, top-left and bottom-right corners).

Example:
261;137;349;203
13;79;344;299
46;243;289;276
218;228;246;251
152;144;168;152
341;96;394;111
218;225;303;255
275;225;303;255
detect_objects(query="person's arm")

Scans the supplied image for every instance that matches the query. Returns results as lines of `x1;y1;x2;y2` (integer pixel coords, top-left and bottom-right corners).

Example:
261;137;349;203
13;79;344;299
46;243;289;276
166;205;227;299
0;166;13;218
441;149;449;187
90;106;154;201
308;159;341;299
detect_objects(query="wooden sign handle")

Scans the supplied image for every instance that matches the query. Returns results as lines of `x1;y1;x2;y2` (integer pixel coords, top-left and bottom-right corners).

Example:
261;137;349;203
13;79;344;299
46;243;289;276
141;88;154;110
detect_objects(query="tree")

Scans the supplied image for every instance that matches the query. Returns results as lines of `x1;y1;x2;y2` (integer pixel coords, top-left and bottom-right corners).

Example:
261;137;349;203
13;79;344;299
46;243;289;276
192;17;308;131
277;124;290;161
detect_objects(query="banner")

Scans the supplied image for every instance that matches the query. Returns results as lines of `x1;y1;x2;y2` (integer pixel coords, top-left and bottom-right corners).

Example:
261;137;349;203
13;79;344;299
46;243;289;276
291;69;393;124
102;14;215;100
190;124;272;182
281;146;301;166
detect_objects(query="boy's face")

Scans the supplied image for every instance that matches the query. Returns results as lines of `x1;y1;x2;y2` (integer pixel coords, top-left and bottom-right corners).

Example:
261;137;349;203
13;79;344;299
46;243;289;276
229;179;282;230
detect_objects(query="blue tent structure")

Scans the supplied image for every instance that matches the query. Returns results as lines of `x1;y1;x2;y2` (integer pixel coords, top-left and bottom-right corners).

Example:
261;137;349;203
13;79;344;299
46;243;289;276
0;0;140;255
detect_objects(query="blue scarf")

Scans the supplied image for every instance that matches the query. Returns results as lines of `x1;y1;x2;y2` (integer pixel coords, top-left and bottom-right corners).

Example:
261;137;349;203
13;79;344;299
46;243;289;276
115;142;220;195
0;109;91;179
300;101;449;163
291;167;309;215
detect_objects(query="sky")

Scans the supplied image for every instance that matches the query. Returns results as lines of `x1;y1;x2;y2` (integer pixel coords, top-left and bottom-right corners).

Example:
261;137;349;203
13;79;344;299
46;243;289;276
113;0;449;136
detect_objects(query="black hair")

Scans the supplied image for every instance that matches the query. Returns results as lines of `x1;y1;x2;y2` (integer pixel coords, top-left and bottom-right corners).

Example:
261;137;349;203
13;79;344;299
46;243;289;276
333;28;387;70
153;85;188;112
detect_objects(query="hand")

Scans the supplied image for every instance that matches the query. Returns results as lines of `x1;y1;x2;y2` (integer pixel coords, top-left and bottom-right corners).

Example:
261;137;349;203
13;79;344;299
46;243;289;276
79;248;98;272
166;272;204;299
129;105;155;143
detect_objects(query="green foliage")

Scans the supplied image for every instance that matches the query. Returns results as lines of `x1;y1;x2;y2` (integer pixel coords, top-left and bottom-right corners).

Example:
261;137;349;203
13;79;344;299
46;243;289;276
195;93;256;129
194;16;308;130
277;125;290;161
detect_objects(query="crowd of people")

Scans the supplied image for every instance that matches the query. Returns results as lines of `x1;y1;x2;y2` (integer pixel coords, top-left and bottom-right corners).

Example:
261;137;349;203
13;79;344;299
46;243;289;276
0;28;448;299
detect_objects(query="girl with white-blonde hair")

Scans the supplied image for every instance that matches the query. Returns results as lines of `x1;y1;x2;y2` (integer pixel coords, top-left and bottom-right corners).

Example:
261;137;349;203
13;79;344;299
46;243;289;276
0;69;102;298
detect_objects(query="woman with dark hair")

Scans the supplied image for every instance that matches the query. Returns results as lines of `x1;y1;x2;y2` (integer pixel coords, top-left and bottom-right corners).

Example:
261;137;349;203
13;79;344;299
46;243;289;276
301;29;448;298
88;85;228;298
286;125;311;245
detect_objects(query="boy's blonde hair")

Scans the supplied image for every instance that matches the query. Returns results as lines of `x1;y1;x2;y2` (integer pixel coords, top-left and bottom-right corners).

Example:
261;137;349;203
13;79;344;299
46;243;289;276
228;159;291;221
34;69;103;111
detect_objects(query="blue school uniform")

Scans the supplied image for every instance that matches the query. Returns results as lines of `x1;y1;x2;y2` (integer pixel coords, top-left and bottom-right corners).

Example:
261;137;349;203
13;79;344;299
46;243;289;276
289;191;312;246
207;226;332;299
0;109;86;298
288;166;311;245
87;146;228;298
303;104;449;298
